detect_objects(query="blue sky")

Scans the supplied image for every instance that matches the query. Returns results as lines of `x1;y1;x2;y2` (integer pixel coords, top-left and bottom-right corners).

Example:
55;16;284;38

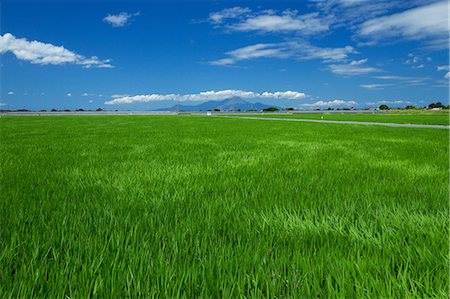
1;0;448;110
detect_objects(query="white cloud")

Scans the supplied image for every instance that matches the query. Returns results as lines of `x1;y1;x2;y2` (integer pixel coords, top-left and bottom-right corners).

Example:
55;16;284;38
358;1;449;44
105;89;306;105
103;12;140;27
209;41;355;65
437;65;450;78
67;93;72;97
375;75;418;80
350;58;367;65
299;99;358;107
373;75;430;86
312;0;426;28
229;12;329;35
0;102;8;106
0;33;113;68
209;8;329;35
328;59;381;76
7;91;14;95
88;100;94;103
209;7;251;24
360;83;393;90
111;94;130;98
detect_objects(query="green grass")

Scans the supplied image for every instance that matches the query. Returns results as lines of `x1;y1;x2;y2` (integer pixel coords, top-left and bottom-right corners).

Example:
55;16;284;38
1;115;448;298
236;111;450;125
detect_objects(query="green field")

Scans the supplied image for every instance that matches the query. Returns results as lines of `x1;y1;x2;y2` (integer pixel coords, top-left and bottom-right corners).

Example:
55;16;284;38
1;116;448;297
242;111;450;125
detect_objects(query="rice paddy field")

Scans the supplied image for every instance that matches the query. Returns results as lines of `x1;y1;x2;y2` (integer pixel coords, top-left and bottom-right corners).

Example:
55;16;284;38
235;111;450;125
0;115;449;297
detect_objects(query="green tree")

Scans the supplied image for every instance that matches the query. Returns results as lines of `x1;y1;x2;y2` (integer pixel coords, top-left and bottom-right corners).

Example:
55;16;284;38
263;107;280;112
428;102;444;109
379;104;389;110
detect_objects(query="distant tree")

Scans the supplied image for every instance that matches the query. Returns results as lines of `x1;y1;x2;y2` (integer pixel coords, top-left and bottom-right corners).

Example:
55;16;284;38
50;108;57;112
263;107;279;112
405;105;416;110
39;109;47;112
379;104;389;110
428;102;444;109
327;107;333;110
213;108;220;112
76;108;84;111
64;109;71;112
286;107;294;111
444;105;450;110
96;108;103;111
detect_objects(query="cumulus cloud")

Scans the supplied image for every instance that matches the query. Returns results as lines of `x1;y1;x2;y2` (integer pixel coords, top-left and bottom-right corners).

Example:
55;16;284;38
209;41;355;65
105;89;306;105
67;93;72;97
103;12;140;27
358;1;449;45
299;99;358;107
328;59;381;76
7;91;14;95
0;33;113;68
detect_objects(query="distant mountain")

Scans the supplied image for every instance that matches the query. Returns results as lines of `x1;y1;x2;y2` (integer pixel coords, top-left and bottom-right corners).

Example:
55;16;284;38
155;97;278;111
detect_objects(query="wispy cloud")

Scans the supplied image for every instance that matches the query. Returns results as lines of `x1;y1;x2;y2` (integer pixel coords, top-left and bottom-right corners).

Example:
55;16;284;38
209;41;355;65
360;83;393;90
328;59;381;76
209;7;251;24
105;90;306;105
358;1;449;47
373;75;431;86
230;12;329;34
0;33;113;68
437;64;450;78
209;7;330;35
103;12;140;27
7;91;14;95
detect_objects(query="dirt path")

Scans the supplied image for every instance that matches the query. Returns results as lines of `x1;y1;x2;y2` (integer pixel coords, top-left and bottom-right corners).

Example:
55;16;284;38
216;115;450;129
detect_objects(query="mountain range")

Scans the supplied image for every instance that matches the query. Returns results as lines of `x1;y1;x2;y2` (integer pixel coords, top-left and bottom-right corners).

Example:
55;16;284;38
155;97;278;111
